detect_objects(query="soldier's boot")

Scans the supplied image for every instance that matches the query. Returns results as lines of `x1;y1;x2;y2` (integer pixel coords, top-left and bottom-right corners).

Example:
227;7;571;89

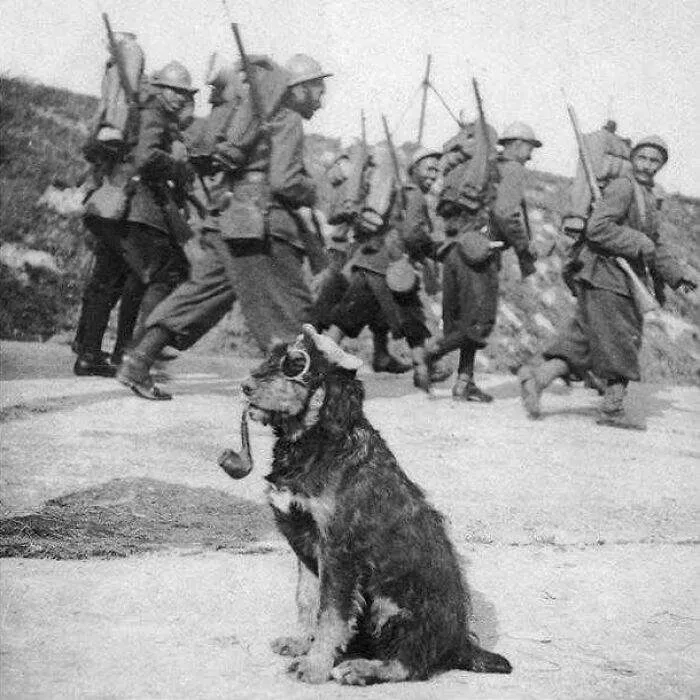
414;336;449;393
596;382;646;431
371;330;411;374
452;375;493;403
116;325;173;401
518;358;568;419
411;346;431;394
73;350;118;378
584;370;606;396
111;276;143;368
429;359;453;384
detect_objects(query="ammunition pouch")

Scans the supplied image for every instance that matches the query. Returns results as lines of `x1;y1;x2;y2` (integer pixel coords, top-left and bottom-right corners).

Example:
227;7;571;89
206;176;269;241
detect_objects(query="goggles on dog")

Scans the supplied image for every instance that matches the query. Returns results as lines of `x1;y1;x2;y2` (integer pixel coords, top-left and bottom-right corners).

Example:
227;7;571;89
280;348;312;383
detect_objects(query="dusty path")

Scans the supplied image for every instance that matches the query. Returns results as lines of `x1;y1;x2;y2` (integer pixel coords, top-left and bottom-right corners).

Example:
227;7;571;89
1;341;698;698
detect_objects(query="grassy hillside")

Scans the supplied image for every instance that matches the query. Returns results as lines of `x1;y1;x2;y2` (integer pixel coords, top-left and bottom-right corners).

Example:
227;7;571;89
0;77;96;340
1;76;698;382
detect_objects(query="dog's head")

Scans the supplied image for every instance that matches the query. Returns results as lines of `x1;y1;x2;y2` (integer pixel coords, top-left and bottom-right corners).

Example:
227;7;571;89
241;325;364;440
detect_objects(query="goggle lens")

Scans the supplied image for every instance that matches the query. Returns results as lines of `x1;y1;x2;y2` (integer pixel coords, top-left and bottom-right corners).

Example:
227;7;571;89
280;349;311;380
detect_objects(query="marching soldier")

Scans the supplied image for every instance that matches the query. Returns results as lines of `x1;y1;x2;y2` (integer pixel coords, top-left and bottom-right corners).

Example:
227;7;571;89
313;146;412;374
116;54;332;400
323;144;442;391
518;135;698;430
560;119;632;295
424;121;540;401
73;61;196;376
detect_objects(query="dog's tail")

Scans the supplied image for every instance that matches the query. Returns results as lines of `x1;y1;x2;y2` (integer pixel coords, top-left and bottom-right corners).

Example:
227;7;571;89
456;638;512;674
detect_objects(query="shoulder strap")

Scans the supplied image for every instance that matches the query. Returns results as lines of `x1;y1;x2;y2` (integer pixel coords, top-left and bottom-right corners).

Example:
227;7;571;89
629;176;655;235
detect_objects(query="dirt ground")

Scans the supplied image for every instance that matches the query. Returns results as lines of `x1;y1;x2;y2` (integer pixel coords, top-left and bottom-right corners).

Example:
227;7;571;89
1;340;698;699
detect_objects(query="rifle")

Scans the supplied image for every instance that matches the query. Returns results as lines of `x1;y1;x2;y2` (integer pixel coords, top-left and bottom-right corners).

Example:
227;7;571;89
472;78;490;161
456;78;494;215
564;102;659;313
221;2;267;128
381;114;407;218
229;23;266;128
381;115;421;293
358;109;367;202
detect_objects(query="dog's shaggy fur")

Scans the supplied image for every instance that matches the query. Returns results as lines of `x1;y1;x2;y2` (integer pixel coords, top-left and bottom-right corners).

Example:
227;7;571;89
234;327;512;685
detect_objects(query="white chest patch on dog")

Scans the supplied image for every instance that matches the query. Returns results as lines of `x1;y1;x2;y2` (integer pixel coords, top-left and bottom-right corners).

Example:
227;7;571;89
266;484;335;535
370;596;409;635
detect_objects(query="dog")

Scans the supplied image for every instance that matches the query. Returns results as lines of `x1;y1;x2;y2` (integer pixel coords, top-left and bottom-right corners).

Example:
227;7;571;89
231;324;512;685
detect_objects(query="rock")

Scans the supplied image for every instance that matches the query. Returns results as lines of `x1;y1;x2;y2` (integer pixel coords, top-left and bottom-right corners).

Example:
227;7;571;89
646;310;698;344
37;185;87;216
533;312;555;335
541;288;558;308
498;302;523;330
0;243;60;275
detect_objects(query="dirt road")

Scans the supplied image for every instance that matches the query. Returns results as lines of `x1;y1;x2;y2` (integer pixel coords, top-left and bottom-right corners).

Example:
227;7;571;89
1;341;698;698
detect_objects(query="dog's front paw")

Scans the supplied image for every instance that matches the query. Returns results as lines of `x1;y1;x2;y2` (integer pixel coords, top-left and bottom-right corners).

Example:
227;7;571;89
332;659;373;686
271;635;313;657
293;654;333;684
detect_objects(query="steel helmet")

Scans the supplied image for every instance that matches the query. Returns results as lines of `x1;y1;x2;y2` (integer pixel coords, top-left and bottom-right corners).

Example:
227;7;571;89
150;61;198;94
631;135;669;164
285;54;333;87
408;146;442;172
498;122;542;147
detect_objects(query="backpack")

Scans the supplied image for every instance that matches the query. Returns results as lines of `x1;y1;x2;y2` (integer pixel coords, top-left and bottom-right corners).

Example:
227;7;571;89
84;31;145;164
187;54;289;174
437;121;498;218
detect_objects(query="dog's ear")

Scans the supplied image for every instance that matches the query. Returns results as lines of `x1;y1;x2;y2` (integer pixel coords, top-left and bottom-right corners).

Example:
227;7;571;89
319;373;364;435
301;324;363;372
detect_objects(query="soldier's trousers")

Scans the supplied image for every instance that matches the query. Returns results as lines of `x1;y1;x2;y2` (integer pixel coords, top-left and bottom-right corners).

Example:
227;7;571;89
436;245;498;355
543;283;643;382
146;233;314;352
329;269;429;349
75;217;187;355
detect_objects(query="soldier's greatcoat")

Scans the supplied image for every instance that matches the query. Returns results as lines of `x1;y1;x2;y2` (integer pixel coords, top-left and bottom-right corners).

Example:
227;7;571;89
125;96;189;234
327;155;433;348
75;94;190;356
146;93;316;352
436;154;532;352
545;174;685;381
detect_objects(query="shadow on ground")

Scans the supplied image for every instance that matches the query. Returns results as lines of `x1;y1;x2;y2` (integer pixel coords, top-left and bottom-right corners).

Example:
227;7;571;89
0;477;278;559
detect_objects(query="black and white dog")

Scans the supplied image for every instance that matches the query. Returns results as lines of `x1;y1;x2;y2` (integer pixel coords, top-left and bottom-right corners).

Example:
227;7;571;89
229;324;511;685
